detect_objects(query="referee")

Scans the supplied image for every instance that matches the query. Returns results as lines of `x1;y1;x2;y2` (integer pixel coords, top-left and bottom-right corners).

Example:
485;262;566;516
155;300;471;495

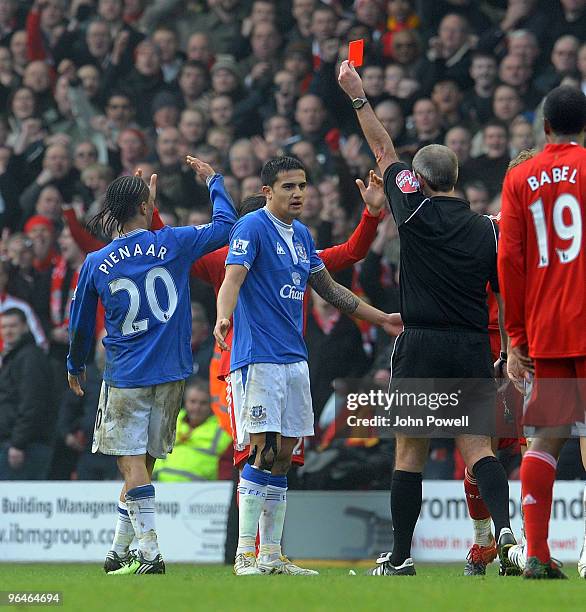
338;61;515;576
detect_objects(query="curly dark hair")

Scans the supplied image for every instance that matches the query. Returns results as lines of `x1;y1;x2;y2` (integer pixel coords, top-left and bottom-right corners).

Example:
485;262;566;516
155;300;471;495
88;176;149;236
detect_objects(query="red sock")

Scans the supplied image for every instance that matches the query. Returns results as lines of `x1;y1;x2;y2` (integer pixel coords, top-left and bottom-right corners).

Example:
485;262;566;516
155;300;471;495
521;450;557;563
464;468;491;519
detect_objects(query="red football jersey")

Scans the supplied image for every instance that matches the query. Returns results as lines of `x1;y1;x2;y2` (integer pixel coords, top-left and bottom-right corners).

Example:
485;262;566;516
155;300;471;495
498;143;586;357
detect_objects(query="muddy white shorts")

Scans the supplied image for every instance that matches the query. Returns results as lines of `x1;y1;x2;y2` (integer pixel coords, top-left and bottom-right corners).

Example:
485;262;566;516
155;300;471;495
92;379;185;459
230;361;314;445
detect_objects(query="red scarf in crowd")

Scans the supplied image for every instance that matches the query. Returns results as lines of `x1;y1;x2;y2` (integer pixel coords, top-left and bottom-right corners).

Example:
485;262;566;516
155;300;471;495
50;257;79;330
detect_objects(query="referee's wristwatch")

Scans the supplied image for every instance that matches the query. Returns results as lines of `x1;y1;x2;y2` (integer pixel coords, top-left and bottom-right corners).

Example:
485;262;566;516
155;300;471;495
352;97;368;110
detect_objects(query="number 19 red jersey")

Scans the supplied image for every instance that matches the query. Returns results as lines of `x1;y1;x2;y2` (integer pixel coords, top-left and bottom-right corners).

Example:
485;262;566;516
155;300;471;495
498;143;586;358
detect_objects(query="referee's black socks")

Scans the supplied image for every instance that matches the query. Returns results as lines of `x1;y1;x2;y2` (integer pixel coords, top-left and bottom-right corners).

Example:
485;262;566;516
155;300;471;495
390;470;422;566
472;455;511;541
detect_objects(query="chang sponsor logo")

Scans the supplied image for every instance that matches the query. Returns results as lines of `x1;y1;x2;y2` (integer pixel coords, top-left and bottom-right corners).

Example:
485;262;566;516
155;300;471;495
280;272;304;300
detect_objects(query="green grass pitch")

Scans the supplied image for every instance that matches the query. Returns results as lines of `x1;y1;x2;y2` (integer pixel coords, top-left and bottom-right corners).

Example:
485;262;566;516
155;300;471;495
2;563;584;611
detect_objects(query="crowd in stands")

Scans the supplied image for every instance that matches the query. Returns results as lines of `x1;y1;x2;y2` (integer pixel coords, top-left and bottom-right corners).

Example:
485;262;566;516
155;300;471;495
0;0;585;484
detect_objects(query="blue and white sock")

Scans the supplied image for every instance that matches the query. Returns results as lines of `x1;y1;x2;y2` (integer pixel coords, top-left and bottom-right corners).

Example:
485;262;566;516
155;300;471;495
259;475;288;562
236;464;270;555
125;484;159;561
111;501;135;555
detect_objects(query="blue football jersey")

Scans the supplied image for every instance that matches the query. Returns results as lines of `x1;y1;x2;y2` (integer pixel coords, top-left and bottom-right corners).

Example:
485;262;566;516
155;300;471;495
67;174;237;388
226;207;325;371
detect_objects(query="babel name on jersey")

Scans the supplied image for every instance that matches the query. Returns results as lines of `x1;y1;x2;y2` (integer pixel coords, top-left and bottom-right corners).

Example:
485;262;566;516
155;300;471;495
526;166;578;191
98;242;168;275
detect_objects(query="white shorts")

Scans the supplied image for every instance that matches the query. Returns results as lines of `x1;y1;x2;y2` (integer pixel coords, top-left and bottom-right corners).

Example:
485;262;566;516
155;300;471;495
92;380;185;459
230;361;314;445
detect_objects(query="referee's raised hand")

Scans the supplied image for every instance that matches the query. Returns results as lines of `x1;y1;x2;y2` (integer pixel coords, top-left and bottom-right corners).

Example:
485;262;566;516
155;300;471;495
338;60;365;99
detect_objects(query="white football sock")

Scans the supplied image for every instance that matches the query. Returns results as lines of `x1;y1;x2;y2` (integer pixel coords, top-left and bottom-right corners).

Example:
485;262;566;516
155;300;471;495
237;464;270;555
259;476;288;562
111;501;135;555
472;517;493;547
125;484;159;561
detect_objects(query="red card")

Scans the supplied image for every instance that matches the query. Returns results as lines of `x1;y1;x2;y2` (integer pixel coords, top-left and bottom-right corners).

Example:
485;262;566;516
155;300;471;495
348;39;364;67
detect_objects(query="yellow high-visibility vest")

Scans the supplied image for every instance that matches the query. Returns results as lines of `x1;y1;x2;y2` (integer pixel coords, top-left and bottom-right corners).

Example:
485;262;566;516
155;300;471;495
154;411;232;482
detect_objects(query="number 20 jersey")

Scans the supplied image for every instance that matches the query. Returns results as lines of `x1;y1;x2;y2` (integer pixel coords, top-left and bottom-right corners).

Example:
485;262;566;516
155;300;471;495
68;226;222;387
498;143;586;358
68;176;237;387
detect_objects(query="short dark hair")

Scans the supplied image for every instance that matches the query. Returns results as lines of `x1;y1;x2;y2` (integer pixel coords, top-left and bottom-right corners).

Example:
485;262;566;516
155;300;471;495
463;181;490;195
107;91;135;110
153;24;177;36
2;307;27;323
88;176;149;236
238;194;266;217
185;376;209;395
543;85;586;135
180;60;209;79
312;3;336;18
261;156;306;187
471;50;496;64
483;119;509;136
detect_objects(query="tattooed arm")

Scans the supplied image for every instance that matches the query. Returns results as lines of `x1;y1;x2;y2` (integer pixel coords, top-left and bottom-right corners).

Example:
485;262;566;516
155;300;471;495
308;267;392;328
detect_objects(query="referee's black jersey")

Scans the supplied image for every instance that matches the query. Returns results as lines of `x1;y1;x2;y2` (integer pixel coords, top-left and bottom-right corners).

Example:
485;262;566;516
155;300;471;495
384;162;499;332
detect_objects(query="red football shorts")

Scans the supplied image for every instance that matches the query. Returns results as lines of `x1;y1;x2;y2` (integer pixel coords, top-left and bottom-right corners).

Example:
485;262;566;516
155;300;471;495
233;438;305;470
523;357;586;428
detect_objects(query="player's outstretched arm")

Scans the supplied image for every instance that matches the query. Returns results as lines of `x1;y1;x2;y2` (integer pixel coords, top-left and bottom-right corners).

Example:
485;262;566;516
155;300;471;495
338;61;399;175
319;170;386;272
62;206;107;253
308;267;395;332
214;264;248;350
184;155;238;257
67;260;98;397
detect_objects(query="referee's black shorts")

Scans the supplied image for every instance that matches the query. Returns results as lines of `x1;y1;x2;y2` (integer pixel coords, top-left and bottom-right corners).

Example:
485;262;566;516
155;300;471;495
389;328;496;436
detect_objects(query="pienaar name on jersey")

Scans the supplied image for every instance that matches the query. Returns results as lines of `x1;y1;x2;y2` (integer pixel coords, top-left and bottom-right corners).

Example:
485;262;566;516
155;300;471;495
231;238;249;255
97;243;168;275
